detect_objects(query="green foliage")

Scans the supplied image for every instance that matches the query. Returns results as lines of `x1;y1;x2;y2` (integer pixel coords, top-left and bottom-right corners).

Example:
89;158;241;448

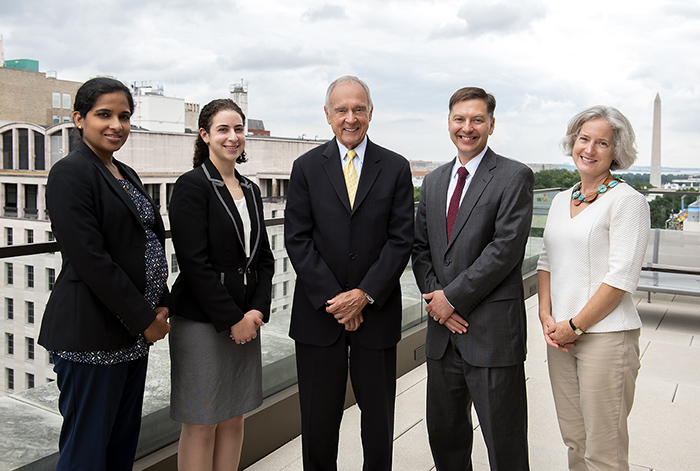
533;169;580;190
648;190;699;228
414;186;421;202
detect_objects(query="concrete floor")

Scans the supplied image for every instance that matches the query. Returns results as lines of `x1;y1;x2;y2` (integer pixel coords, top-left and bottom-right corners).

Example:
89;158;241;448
245;291;700;471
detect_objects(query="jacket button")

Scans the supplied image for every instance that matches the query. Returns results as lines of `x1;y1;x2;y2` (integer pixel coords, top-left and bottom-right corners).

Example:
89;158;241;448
238;268;244;274
444;260;451;266
349;253;356;260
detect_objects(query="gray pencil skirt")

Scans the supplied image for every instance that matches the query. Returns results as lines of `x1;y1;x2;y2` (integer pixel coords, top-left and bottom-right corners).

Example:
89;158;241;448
168;315;263;425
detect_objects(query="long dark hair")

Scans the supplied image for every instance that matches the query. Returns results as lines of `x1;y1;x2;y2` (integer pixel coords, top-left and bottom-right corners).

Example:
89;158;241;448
193;99;247;168
74;77;134;137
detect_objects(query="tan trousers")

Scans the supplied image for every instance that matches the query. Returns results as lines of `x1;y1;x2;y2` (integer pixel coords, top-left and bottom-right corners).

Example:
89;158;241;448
547;329;640;471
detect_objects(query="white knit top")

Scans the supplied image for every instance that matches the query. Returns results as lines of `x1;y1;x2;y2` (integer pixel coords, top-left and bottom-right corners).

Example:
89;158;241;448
537;182;650;333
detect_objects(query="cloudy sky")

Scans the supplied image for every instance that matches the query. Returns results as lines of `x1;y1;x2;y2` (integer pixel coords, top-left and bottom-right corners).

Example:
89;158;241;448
2;0;699;168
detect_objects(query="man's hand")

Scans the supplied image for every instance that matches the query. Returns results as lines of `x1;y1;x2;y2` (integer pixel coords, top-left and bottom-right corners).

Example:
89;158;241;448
423;290;468;334
326;289;368;329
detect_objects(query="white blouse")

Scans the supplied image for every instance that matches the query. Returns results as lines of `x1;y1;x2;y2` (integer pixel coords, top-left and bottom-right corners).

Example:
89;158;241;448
537;182;650;333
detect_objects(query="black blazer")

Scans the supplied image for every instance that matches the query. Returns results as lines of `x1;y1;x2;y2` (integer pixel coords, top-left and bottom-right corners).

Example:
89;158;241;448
169;159;274;332
412;149;534;367
284;137;414;349
39;141;170;352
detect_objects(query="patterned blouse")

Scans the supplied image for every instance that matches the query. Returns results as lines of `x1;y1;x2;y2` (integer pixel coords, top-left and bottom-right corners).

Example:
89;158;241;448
52;179;169;365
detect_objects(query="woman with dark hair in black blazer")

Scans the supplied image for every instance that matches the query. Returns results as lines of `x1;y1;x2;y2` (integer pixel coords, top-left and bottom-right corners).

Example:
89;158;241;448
38;77;171;470
168;98;274;470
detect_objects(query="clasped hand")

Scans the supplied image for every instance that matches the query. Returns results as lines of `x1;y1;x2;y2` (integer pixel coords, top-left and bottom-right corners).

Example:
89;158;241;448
540;315;577;352
230;310;265;344
143;306;170;343
423;290;468;334
326;289;367;331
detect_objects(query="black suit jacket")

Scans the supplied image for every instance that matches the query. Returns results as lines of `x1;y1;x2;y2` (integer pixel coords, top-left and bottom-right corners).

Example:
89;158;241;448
39;141;170;352
284;137;414;349
412;149;534;367
169;159;274;332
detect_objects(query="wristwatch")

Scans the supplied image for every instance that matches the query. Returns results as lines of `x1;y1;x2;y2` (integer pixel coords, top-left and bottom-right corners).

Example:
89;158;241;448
569;318;584;336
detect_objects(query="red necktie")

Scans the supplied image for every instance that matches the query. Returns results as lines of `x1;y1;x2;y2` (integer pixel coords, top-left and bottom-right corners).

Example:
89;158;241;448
446;167;468;241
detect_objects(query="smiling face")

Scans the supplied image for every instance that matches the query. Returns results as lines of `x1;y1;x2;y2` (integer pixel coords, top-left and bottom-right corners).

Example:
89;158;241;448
572;118;615;182
73;91;132;161
448;99;495;165
200;109;245;167
324;80;373;150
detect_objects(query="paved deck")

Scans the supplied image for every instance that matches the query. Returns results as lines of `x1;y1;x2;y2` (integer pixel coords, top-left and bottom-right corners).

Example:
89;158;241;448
246;291;700;471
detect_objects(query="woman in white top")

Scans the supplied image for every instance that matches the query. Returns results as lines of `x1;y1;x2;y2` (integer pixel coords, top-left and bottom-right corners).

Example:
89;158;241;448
537;106;650;471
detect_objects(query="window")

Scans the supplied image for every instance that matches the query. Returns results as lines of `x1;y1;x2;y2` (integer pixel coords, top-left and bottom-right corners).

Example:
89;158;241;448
46;231;54;242
6;368;13;391
52;115;60;125
283;281;289;296
2;131;12;169
48;351;54;365
146;184;161;209
25;229;33;244
6;298;13;320
5;263;13;285
283;258;289;273
26;301;34;324
52;92;61;108
271;210;278;218
47;268;55;291
26;373;34;389
270;235;276;250
271;284;276;300
5;333;13;355
171;254;179;274
24;184;38;218
34;131;45;170
18;129;29;170
5;227;12;246
62;93;71;110
4;183;17;217
26;337;34;360
26;265;34;288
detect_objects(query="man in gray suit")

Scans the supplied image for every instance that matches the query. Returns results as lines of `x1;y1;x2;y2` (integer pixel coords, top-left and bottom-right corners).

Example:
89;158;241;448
412;87;533;470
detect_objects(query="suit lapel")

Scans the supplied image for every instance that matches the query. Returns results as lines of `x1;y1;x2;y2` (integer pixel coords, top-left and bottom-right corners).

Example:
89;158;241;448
353;138;381;211
322;138;353;213
82;143;142;227
202;160;246;251
446;149;496;251
432;159;454;246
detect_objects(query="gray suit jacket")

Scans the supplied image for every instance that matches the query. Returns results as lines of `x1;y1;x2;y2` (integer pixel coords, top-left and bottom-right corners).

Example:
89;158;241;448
412;148;534;367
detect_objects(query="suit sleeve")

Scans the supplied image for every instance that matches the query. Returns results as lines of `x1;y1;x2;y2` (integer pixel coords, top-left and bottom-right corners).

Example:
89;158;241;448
284;159;345;310
46;161;156;336
412;175;443;294
356;159;414;308
169;174;245;331
443;165;534;315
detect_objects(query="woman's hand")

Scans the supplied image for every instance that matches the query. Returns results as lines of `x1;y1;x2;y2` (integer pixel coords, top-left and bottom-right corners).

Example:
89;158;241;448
230;310;265;344
547;319;578;352
144;307;170;343
539;311;574;352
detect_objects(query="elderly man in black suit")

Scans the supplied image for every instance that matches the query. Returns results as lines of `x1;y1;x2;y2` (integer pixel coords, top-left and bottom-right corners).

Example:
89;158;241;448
285;76;414;470
412;87;534;471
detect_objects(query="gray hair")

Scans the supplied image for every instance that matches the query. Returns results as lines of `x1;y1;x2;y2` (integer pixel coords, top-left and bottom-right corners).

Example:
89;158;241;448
561;105;638;171
325;76;373;111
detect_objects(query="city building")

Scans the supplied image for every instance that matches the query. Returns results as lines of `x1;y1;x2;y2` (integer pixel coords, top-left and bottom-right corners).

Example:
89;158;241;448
1;62;324;395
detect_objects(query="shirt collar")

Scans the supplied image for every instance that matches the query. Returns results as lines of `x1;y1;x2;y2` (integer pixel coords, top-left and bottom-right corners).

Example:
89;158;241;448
337;136;368;164
451;146;488;179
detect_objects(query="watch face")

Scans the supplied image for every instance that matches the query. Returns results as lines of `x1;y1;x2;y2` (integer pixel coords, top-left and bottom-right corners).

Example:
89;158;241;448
575;329;583;336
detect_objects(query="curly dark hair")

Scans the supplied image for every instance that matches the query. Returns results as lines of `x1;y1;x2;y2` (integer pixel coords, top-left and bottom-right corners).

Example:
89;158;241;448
193;98;247;168
74;77;134;137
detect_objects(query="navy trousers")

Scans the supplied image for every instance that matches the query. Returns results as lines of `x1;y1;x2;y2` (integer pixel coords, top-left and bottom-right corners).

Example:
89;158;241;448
53;355;149;471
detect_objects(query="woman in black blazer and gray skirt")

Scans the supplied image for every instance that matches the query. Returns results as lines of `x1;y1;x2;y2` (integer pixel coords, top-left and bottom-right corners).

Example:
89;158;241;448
39;77;171;470
168;98;274;470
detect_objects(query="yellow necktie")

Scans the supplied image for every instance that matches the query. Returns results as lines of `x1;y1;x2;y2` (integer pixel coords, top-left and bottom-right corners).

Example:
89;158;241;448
343;150;358;209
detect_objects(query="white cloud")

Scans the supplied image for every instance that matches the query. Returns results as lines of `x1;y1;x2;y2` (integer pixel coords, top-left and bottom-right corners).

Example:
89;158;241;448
0;0;698;168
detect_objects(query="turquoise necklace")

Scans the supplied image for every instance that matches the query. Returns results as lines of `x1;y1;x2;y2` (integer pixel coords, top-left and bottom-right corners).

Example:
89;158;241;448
572;176;621;206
